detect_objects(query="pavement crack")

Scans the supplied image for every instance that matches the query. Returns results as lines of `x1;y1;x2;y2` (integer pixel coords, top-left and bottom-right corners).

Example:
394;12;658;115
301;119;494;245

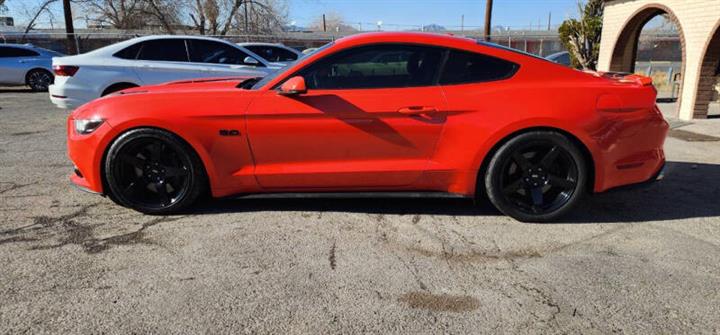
0;181;39;195
328;240;337;270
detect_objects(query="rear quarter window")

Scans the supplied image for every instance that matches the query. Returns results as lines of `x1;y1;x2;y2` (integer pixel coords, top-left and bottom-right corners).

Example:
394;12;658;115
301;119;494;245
440;50;519;85
114;43;142;60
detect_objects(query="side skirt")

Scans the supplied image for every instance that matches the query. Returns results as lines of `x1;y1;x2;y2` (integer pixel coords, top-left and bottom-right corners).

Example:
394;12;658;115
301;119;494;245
227;191;470;200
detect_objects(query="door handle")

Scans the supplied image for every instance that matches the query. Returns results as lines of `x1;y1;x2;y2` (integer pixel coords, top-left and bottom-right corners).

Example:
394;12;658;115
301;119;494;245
397;106;437;115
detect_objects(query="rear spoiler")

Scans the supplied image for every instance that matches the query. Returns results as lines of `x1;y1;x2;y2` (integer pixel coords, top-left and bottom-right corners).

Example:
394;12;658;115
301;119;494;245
584;70;654;86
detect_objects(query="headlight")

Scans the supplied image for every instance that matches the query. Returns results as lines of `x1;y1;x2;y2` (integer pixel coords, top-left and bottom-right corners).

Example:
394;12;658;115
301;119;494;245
74;119;105;135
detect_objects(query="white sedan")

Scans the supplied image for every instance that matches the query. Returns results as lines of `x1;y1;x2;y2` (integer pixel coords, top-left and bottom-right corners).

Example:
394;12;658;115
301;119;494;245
49;35;281;109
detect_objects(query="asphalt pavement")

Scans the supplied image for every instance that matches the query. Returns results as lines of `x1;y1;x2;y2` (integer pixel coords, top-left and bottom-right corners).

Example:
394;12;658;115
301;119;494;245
1;88;719;334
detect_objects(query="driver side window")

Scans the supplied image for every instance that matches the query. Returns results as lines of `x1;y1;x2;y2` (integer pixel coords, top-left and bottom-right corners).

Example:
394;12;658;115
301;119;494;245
297;44;443;90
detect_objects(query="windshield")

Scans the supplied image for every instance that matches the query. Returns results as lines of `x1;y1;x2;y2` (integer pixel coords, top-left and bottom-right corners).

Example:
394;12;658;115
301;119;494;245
250;42;334;90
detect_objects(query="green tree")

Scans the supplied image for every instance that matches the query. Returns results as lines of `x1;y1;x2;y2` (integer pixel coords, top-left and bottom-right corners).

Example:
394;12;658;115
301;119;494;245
559;0;604;70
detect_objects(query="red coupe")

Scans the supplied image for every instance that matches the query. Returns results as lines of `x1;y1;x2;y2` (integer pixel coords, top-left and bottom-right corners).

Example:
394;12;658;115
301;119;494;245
67;32;668;222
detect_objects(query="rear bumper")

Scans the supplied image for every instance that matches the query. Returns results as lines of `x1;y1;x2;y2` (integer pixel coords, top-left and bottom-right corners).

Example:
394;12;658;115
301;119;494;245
594;106;669;192
604;162;665;192
49;83;97;110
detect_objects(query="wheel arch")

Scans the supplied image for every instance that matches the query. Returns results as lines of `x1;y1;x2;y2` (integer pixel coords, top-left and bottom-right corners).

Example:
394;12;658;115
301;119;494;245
101;82;140;96
474;126;597;197
24;67;53;84
99;125;216;197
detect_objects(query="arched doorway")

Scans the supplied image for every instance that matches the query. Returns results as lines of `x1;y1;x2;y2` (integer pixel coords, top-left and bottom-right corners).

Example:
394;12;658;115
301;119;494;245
693;20;720;118
608;4;686;116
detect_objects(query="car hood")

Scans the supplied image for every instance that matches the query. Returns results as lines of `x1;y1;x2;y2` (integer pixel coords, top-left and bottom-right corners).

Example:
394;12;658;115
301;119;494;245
113;76;256;96
71;76;259;121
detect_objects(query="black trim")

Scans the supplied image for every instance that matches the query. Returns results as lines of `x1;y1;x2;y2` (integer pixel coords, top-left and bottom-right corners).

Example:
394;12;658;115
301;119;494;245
273;42;521;91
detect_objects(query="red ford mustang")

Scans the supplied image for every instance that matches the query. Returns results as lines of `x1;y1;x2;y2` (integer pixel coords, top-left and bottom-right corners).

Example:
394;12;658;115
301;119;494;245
67;32;668;222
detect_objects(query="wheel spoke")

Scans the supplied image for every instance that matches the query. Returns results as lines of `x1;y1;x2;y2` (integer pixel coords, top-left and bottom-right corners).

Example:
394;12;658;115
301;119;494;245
539;146;560;168
146;142;163;158
530;187;544;206
153;182;171;205
164;166;188;178
122;181;141;196
120;154;146;169
512;152;532;171
503;179;524;194
548;175;576;190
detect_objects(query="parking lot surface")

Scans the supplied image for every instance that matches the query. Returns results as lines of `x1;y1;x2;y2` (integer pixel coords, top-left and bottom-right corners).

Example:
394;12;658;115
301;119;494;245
1;88;720;334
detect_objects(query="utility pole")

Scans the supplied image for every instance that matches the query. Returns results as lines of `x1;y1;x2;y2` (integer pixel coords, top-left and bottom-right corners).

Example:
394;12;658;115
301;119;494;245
62;0;77;54
461;14;464;32
547;12;552;31
244;1;249;33
322;14;326;32
483;0;493;41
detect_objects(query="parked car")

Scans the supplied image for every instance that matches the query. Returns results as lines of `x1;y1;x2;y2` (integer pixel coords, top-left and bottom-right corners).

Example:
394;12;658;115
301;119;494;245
0;43;63;91
546;51;571;66
237;42;302;66
49;35;281;109
66;32;668;222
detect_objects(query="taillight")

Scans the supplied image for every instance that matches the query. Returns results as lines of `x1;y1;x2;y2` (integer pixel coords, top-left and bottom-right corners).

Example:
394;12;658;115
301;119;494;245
53;65;79;76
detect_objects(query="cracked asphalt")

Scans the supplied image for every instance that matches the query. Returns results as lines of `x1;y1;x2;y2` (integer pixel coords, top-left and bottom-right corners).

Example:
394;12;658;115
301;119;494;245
1;88;720;334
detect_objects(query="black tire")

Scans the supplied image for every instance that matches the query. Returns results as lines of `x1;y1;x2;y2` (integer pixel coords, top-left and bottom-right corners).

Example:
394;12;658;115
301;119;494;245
104;128;207;214
102;83;138;96
484;131;587;222
26;69;53;92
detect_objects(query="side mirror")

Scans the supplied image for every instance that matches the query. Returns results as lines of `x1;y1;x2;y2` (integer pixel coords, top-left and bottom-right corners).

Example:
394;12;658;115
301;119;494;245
243;56;259;65
278;76;307;96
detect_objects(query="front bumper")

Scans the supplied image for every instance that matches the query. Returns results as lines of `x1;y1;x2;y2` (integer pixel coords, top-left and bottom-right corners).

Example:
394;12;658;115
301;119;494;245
67;117;112;194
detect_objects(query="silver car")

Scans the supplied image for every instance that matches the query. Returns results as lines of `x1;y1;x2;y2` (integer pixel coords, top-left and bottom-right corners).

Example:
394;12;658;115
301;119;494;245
0;44;63;91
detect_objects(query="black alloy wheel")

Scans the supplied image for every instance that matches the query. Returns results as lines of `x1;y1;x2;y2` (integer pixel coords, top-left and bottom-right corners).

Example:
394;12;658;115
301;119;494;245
484;131;587;222
26;69;53;92
105;128;206;214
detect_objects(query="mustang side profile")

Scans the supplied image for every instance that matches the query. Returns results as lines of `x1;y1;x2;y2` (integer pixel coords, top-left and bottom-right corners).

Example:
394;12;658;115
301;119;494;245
67;32;668;222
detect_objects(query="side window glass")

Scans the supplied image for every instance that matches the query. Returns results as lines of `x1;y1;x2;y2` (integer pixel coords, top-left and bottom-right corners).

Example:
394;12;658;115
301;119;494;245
0;47;39;57
189;40;263;66
440;50;519;85
298;44;443;90
136;39;188;62
114;43;143;60
248;46;298;62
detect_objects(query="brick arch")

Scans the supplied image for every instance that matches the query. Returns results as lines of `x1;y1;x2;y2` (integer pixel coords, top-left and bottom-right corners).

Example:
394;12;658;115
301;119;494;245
608;4;686;117
692;19;720;118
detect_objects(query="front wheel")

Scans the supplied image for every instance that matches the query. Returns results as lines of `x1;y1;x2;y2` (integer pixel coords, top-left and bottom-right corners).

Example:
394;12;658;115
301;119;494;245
104;128;206;214
484;131;588;222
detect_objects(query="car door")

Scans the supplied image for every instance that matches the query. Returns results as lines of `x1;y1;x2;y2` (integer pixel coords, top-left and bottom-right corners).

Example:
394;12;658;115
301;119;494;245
131;39;212;84
0;46;38;84
246;44;448;189
186;39;270;78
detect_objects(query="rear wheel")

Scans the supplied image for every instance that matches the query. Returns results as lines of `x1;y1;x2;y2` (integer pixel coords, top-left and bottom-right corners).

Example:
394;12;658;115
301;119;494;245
26;69;53;92
104;128;206;214
484;131;587;222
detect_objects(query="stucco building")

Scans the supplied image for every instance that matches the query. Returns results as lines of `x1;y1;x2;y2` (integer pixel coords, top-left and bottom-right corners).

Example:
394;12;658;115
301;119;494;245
598;0;720;120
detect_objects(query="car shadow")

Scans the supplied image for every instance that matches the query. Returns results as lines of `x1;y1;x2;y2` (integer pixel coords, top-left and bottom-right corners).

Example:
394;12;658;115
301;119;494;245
0;88;35;93
192;161;720;223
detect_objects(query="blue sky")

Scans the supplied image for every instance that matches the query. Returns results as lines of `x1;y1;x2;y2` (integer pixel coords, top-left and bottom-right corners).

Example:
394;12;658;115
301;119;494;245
288;0;580;30
3;0;582;30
